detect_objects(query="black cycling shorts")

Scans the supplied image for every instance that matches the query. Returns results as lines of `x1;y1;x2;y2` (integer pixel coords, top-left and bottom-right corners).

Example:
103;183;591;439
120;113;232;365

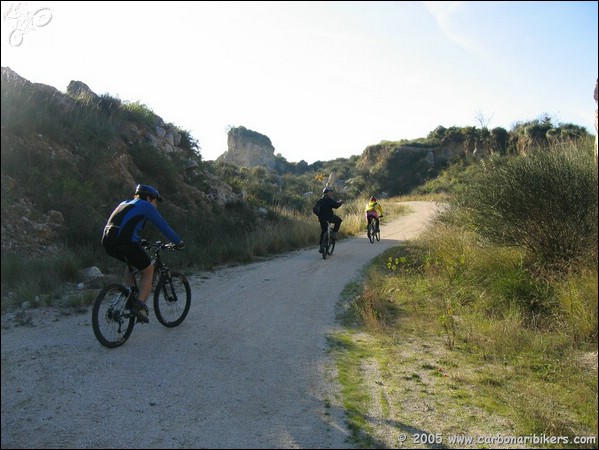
104;243;151;271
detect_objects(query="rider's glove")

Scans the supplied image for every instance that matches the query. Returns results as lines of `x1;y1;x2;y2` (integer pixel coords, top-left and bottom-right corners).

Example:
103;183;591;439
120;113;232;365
176;240;185;249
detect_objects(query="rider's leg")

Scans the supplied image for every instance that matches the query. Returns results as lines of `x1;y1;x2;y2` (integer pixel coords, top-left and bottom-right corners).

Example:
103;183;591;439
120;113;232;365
330;216;342;239
332;215;342;233
367;213;375;229
138;264;154;303
108;243;151;322
123;266;134;286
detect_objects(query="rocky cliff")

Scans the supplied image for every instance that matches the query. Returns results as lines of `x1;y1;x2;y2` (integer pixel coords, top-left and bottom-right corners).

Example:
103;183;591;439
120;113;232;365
217;126;277;170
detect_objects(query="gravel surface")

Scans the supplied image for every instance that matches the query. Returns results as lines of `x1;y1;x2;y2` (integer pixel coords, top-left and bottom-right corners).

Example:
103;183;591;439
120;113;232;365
1;201;441;449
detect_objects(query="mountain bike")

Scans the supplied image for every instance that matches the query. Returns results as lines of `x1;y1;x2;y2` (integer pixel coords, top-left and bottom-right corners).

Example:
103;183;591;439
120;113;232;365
367;216;381;243
92;241;191;348
321;221;336;259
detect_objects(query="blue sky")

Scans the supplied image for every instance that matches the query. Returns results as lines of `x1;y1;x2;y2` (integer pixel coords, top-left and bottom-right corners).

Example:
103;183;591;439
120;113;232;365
2;1;597;163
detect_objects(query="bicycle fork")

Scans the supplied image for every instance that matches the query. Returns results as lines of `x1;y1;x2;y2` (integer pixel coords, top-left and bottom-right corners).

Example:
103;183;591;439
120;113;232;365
162;278;179;303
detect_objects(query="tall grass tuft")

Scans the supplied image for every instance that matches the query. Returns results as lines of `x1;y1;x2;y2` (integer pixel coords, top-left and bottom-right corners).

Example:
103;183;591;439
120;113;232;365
555;269;598;345
1;249;83;310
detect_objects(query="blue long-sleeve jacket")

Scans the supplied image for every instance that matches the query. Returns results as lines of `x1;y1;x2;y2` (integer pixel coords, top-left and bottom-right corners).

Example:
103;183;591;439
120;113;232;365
102;198;181;245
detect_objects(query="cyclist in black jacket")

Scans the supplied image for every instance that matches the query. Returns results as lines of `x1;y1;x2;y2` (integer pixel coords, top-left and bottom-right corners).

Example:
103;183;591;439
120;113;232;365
101;184;184;323
318;187;343;253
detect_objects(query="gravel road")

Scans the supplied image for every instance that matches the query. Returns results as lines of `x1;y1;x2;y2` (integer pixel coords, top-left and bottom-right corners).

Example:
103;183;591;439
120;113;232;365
1;201;441;449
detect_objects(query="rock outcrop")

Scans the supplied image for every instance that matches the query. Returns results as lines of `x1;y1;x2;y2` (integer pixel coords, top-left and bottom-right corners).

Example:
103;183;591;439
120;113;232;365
217;126;276;170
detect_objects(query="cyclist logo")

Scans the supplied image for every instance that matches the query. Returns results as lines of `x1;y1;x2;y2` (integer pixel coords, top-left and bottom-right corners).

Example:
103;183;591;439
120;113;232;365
3;2;53;47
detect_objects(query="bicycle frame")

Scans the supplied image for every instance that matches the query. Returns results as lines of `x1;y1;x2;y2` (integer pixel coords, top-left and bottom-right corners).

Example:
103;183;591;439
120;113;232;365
127;242;170;291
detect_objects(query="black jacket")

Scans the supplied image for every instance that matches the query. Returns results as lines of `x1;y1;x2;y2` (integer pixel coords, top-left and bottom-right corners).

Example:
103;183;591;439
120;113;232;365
318;195;343;220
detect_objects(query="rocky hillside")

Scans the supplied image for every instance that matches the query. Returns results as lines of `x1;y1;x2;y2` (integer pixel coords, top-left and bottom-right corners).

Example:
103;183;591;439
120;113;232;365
1;67;240;254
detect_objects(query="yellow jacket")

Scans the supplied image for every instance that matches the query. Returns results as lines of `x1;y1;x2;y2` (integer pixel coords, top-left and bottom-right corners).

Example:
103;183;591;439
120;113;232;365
365;200;383;217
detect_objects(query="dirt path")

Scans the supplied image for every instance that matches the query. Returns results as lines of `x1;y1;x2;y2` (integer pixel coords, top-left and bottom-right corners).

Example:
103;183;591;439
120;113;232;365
1;201;442;449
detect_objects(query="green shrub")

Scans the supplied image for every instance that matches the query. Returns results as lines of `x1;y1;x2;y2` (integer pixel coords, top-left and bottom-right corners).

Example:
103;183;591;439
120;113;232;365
128;142;178;190
120;101;156;128
454;148;598;272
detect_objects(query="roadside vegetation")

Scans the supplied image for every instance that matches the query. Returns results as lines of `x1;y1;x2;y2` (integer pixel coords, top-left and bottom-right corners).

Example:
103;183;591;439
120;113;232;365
0;194;405;311
331;137;598;448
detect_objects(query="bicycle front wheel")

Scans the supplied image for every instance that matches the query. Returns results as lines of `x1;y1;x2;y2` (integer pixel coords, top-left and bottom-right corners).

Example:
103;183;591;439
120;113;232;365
92;284;135;348
154;272;191;327
328;236;336;255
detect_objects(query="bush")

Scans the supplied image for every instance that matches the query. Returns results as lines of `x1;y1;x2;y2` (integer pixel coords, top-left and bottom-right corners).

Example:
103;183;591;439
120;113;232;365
454;147;598;272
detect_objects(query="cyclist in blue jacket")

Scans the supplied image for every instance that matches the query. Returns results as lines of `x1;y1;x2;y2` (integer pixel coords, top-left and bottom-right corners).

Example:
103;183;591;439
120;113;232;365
101;184;184;323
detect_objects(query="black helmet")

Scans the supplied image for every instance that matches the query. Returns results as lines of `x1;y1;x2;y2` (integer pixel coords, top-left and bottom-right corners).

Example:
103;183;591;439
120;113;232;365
322;187;333;194
135;184;163;202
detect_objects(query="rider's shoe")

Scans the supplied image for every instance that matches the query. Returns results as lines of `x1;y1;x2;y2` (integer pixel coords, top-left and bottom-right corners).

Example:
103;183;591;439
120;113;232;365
318;245;323;253
131;300;149;324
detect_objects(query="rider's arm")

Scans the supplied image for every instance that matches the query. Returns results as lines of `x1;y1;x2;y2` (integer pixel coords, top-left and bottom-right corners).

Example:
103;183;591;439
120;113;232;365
143;202;183;244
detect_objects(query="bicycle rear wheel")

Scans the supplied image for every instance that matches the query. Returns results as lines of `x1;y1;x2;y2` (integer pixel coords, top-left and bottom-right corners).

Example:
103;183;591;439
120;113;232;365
92;284;135;348
322;233;329;259
153;272;192;327
368;221;375;243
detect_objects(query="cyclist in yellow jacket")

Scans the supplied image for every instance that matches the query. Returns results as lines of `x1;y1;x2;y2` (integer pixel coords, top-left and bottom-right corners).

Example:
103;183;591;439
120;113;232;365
365;196;384;232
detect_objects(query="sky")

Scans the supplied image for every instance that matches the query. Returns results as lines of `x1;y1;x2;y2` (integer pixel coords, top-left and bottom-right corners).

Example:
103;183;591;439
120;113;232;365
1;1;597;164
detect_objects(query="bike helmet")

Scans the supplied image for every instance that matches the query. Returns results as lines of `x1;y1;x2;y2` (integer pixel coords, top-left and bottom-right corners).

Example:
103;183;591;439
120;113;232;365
323;187;333;194
370;196;377;202
135;184;163;202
